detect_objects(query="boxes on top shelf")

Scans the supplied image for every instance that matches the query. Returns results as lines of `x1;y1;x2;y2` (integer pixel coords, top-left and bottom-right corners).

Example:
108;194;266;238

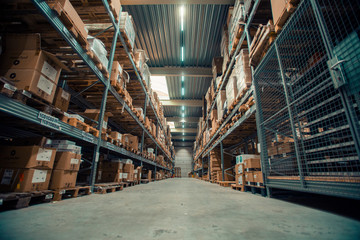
216;90;226;120
122;134;139;151
225;75;238;107
83;109;113;132
212;57;223;79
0;34;67;103
270;0;300;32
235;154;260;164
120;12;136;51
228;1;246;56
134;49;149;75
110;61;124;89
109;0;122;21
234;49;252;94
87;36;109;70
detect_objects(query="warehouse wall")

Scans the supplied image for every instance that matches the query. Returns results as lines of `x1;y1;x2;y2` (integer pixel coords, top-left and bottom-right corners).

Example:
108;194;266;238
175;147;193;177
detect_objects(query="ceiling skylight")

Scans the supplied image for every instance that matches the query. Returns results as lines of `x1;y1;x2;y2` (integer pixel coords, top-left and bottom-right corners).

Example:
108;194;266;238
150;76;169;100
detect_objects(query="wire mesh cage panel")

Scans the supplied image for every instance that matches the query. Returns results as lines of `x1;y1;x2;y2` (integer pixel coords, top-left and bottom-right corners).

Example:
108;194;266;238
254;0;360;199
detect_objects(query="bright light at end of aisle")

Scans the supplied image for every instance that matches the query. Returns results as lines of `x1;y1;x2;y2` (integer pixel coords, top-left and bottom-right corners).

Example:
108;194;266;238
181;46;184;62
182;106;185;111
181;87;185;96
180;6;184;31
181;75;184;82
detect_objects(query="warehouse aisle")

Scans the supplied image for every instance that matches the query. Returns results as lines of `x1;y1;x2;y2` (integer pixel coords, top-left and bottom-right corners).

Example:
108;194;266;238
0;179;359;240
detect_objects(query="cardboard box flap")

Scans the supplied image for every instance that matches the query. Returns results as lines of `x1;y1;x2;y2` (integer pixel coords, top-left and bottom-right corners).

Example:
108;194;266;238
42;51;70;72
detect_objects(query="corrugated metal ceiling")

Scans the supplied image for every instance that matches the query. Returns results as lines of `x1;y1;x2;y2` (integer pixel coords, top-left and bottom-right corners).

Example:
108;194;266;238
166;76;211;99
123;4;229;67
163;106;202;118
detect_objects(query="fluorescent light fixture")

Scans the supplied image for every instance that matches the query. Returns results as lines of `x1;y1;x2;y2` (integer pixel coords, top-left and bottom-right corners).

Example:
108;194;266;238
181;76;184;82
182;113;185;117
150;76;169;100
180;6;184;31
182;124;184;128
181;46;184;62
182;132;185;135
182;138;184;141
181;106;185;111
181;87;185;96
168;122;175;129
181;118;186;122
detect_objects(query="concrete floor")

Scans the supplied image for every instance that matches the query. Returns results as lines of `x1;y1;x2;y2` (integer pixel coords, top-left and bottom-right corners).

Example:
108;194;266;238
0;178;359;240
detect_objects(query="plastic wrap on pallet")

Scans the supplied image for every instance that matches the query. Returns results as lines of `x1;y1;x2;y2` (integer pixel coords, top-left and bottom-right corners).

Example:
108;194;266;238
120;12;136;51
228;1;246;55
216;90;226;120
220;26;229;57
134;49;149;75
142;63;151;88
87;36;108;70
110;61;124;88
234;49;252;94
225;73;238;107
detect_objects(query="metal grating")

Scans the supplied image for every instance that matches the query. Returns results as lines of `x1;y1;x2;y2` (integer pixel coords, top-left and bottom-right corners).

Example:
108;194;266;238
254;0;360;199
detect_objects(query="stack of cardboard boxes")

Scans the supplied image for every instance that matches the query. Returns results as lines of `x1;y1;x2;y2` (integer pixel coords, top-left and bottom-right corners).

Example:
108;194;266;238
97;160;123;183
46;140;82;190
0;145;56;192
210;149;234;182
234;154;263;188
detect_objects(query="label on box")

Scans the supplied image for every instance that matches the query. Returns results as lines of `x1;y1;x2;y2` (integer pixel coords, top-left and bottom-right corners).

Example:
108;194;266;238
61;90;70;101
70;158;79;164
103;121;108;129
119;173;123;178
32;169;47;183
4;83;16;92
123;173;128;179
41;61;58;82
37;75;54;95
1;169;13;185
238;178;243;185
36;148;53;161
45;193;53;200
238;165;243;174
257;182;260;187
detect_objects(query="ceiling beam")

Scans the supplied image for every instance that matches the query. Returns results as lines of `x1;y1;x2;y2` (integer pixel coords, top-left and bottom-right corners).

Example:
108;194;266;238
161;99;202;107
121;0;234;5
150;67;212;77
170;128;197;133
166;117;199;123
172;136;196;140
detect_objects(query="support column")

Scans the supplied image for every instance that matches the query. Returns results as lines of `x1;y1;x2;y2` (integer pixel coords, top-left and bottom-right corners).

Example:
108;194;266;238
220;142;225;181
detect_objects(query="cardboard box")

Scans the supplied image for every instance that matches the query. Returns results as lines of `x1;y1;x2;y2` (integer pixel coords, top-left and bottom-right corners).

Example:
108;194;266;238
216;90;227;120
210;109;218;121
277;142;294;154
244;172;253;183
123;163;134;181
244;158;261;169
83;109;113;131
236;154;260;164
225;74;238;107
49;170;78;189
235;163;244;175
97;170;121;183
98;161;123;172
0;168;51;192
110;61;124;88
110;131;122;142
253;171;264;183
0;146;56;169
270;0;288;26
3;69;58;103
122;134;139;151
109;0;122;21
212;57;223;79
54;151;81;171
235;174;245;186
53;87;70;112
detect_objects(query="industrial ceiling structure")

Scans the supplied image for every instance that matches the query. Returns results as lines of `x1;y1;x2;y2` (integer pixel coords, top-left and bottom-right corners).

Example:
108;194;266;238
123;1;232;148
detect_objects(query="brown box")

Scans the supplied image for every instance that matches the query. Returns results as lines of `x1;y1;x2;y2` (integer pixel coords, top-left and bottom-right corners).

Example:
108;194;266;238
97;170;121;183
253;171;264;183
277;142;294;155
53;88;70;112
270;0;288;26
109;0;122;21
53;151;81;171
244;172;254;183
244;158;261;169
98;161;123;172
235;174;245;186
122;134;139;151
0;168;51;192
123;163;134;181
83;109;113;132
135;166;142;181
110;61;124;88
0;146;56;169
235;163;244;175
3;69;58;103
210;109;218;121
212;57;223;79
110;131;122;142
49;170;77;189
148;170;152;181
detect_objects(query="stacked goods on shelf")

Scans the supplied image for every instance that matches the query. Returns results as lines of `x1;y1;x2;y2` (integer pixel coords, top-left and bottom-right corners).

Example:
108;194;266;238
119;11;136;51
108;0;122;21
210;109;219;136
216;90;227;121
87;36;109;74
235;154;260;188
45;140;82;189
134;166;142;182
209;149;234;182
141;169;152;182
243;157;263;187
220;26;230;75
122;134;139;152
53;87;71;112
270;0;300;33
123;160;134;182
212;57;223;81
110;61;125;91
96;160;123;183
0;144;56;192
48;0;88;47
267;136;297;175
249;21;276;67
228;0;246;56
82;109;113;133
0;34;66;103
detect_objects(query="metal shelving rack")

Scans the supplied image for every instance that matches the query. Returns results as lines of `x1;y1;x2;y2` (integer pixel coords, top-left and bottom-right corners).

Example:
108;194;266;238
0;0;174;189
253;0;360;199
192;0;264;180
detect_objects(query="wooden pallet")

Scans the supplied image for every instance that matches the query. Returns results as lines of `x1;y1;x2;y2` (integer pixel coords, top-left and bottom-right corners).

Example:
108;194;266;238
140;179;150;184
94;182;123;194
48;0;89;49
53;186;91;201
218;181;236;187
231;184;245;192
0;190;54;210
244;184;267;196
66;117;100;137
